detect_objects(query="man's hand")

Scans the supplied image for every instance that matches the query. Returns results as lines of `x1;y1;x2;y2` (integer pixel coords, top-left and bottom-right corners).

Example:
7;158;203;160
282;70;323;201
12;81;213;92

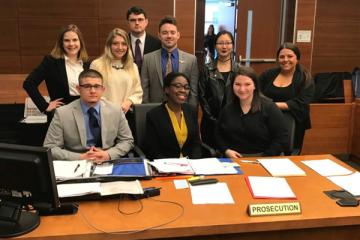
80;146;110;163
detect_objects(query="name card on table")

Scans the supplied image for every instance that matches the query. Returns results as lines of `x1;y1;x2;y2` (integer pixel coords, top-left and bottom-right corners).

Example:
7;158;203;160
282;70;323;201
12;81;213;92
248;202;301;216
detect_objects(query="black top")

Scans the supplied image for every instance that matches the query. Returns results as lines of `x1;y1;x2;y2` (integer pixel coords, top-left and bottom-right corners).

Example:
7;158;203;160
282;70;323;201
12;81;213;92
264;83;293;102
215;98;289;156
129;33;161;56
144;103;202;160
199;60;241;122
23;55;91;112
204;34;216;57
259;64;315;130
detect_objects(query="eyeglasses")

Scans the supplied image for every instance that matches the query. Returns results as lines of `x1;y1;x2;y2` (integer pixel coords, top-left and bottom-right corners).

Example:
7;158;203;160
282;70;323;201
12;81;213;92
79;84;104;90
216;42;233;46
170;83;191;91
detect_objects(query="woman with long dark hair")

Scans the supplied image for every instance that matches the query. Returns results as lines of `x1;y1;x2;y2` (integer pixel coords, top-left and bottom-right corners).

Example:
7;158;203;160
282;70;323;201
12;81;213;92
259;43;314;152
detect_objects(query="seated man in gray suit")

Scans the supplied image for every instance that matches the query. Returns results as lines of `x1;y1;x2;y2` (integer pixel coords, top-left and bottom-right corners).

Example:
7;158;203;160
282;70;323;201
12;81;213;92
44;69;134;161
141;15;199;106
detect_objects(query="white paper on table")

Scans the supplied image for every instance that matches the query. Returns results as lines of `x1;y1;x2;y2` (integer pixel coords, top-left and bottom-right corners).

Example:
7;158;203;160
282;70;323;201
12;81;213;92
100;180;143;196
150;158;194;174
190;182;234;204
327;172;360;196
53;160;88;179
246;176;296;199
189;158;237;175
257;158;306;177
57;182;101;198
301;159;352;176
174;179;189;189
93;163;114;175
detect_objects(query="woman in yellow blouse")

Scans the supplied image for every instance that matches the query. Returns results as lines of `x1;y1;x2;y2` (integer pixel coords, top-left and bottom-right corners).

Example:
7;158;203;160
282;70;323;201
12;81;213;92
90;28;142;113
144;72;202;159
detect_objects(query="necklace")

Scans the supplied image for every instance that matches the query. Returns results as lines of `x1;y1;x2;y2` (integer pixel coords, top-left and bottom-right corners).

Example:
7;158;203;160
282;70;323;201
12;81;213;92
218;58;231;63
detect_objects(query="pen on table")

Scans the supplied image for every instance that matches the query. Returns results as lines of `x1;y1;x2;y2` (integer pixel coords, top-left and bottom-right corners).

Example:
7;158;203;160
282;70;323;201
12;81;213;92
164;162;188;167
240;160;259;164
74;163;80;173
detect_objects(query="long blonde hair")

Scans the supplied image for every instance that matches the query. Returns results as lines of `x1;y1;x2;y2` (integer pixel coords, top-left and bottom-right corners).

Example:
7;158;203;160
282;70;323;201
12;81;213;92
50;24;88;61
95;28;137;82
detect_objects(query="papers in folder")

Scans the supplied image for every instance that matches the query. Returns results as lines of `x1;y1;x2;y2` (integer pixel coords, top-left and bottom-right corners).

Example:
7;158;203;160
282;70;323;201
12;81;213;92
53;160;92;180
257;158;306;177
246;176;296;199
57;180;144;198
149;158;238;175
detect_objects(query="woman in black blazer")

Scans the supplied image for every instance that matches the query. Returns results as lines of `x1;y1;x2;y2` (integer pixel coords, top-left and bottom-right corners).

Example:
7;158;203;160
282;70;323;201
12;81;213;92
23;24;91;113
144;72;202;160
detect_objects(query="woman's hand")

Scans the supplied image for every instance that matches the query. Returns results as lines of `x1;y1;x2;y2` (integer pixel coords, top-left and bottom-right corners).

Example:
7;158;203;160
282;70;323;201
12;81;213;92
45;98;64;112
121;99;133;113
225;149;243;158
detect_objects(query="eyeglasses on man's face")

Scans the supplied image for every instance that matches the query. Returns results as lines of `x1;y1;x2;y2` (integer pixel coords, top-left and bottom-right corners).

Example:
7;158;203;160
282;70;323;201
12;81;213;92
216;41;233;46
170;83;191;91
79;84;104;91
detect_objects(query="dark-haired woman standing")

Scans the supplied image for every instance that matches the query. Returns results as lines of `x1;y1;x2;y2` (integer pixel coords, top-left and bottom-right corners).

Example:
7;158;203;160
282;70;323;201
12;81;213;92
259;43;314;152
199;30;241;148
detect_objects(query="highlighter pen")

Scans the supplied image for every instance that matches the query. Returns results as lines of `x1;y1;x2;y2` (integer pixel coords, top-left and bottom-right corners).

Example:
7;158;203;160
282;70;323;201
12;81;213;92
188;176;204;182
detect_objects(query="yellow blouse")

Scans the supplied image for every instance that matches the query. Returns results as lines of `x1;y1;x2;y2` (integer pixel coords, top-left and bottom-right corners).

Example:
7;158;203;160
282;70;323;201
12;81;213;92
165;104;188;157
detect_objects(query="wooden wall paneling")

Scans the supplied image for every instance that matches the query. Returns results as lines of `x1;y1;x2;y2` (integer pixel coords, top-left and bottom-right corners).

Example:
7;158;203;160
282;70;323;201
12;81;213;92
0;1;20;73
302;103;354;155
0;74;47;104
0;19;21;73
99;0;173;39
294;0;316;72
19;19;99;72
352;99;360;159
311;0;360;74
175;0;196;54
17;0;98;18
236;0;282;74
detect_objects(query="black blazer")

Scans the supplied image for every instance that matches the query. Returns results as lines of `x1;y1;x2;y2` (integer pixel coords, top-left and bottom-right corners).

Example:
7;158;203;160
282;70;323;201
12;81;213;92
129;33;161;56
23;55;91;112
144;103;202;160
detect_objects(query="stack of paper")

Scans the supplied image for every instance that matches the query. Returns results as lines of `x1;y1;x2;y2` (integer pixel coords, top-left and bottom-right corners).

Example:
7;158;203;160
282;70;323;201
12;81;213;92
301;159;352;176
53;160;91;180
190;182;235;204
150;158;238;175
57;180;143;198
327;172;360;196
246;176;297;199
258;158;306;177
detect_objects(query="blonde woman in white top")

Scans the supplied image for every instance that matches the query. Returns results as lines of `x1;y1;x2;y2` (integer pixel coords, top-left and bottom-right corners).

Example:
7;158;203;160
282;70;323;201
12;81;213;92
91;28;143;113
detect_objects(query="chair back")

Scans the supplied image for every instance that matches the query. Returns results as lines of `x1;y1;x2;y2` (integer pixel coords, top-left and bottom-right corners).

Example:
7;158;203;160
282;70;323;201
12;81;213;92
282;111;296;155
132;103;161;148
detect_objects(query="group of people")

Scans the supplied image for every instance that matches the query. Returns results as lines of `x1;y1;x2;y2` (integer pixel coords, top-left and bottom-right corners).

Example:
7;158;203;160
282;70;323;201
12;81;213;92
23;6;314;162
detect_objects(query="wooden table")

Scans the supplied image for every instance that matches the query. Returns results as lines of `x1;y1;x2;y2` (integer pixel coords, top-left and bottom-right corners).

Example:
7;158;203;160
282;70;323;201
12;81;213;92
18;154;360;240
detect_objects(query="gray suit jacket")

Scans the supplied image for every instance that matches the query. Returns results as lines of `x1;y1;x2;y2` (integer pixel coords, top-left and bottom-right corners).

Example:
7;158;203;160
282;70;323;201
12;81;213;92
43;99;134;160
141;49;199;106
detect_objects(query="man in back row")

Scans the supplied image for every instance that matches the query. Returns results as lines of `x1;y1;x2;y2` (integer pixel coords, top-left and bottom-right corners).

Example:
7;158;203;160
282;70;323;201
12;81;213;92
141;16;199;107
127;6;161;72
44;69;134;161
